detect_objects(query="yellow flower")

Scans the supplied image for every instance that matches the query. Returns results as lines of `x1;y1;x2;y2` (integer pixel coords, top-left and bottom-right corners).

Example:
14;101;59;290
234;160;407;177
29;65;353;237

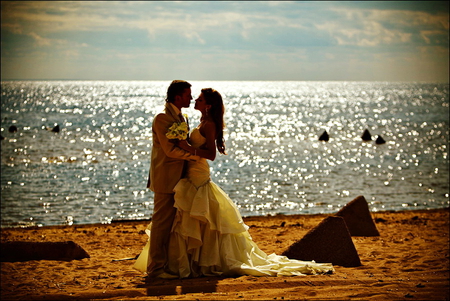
166;122;188;140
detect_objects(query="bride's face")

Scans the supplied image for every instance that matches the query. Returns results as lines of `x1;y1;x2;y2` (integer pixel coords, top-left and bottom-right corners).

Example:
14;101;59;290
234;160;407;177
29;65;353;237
194;93;211;113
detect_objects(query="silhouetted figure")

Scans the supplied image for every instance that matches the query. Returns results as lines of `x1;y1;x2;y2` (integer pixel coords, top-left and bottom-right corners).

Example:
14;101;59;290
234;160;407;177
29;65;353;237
51;125;60;133
361;129;372;141
8;125;17;133
318;130;329;142
375;135;386;144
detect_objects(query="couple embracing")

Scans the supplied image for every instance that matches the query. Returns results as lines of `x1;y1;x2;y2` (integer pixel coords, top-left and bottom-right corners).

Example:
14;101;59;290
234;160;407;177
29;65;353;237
133;80;334;279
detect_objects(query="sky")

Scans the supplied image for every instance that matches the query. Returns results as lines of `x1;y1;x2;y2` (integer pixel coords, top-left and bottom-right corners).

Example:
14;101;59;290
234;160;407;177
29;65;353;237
1;1;449;82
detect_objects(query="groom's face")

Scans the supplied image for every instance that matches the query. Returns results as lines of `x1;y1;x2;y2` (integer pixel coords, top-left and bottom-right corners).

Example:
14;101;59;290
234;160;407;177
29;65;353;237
178;88;193;108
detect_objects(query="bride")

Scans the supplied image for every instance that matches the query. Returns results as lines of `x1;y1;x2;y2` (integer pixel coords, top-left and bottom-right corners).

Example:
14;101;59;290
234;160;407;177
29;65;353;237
134;88;334;278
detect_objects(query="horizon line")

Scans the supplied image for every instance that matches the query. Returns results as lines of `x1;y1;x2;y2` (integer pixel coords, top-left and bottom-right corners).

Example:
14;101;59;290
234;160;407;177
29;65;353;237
1;79;449;84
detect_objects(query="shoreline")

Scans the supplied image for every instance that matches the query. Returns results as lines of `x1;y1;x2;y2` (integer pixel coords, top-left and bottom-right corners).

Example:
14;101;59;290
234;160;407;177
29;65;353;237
1;208;449;300
1;207;448;230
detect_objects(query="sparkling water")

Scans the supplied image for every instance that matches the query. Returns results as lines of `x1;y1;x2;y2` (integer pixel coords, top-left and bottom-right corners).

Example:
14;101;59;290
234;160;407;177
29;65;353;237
1;81;448;227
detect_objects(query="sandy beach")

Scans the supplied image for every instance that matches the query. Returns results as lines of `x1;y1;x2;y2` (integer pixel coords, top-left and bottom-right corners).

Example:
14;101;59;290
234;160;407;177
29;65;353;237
1;208;448;300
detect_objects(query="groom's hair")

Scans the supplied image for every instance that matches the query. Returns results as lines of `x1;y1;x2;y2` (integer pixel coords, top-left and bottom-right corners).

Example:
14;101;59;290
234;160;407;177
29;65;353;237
166;80;191;103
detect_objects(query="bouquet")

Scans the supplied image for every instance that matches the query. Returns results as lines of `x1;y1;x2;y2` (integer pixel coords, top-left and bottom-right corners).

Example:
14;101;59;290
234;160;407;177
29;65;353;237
166;121;188;140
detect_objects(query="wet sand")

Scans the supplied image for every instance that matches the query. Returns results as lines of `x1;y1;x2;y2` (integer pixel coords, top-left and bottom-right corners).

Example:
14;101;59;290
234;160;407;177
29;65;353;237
1;208;449;300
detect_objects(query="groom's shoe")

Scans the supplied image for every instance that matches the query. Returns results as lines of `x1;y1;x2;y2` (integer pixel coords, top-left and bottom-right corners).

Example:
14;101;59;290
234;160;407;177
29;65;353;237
146;269;178;281
156;272;178;279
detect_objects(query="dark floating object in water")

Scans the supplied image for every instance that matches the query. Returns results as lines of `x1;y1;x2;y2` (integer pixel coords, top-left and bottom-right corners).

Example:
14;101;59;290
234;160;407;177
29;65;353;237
318;130;329;142
375;135;386;144
8;125;18;133
361;129;372;141
51;125;60;133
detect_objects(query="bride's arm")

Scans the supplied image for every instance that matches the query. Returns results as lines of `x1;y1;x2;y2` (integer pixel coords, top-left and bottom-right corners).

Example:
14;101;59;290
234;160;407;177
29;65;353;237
200;122;217;161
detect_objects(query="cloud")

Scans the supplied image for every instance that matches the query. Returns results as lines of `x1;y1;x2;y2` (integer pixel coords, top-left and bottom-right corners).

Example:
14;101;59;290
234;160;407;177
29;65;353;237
2;22;22;34
420;30;449;44
316;7;448;47
28;32;51;46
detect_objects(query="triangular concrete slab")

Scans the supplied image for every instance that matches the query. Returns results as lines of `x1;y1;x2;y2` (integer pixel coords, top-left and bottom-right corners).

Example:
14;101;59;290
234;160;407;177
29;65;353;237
282;216;361;267
0;241;90;262
335;195;380;236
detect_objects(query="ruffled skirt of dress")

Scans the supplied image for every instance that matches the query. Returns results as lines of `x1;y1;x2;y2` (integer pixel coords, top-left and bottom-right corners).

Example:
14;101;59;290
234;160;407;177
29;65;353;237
134;176;334;278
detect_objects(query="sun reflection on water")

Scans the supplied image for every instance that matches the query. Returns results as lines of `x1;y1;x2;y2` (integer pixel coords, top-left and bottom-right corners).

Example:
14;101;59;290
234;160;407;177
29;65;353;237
1;81;449;226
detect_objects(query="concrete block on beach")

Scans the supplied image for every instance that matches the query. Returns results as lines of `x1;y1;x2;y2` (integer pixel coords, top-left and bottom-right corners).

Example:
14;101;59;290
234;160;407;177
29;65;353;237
282;216;361;267
0;241;90;262
336;195;380;236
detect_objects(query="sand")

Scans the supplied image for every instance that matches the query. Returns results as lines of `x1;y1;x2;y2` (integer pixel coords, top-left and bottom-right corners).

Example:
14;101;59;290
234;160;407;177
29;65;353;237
1;208;449;300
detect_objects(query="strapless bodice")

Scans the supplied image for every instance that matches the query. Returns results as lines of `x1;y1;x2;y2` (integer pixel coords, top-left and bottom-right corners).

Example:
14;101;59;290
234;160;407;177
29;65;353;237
190;127;206;149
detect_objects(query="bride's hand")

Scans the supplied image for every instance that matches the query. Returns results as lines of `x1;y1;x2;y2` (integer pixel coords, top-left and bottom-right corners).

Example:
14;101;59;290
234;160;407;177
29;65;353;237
177;139;190;150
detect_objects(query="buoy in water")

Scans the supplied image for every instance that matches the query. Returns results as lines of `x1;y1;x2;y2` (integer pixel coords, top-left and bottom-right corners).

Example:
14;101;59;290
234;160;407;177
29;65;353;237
361;129;372;141
375;135;386;144
318;130;329;142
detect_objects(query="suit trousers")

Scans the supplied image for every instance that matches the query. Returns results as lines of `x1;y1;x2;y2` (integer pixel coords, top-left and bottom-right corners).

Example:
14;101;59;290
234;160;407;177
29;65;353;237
148;192;177;274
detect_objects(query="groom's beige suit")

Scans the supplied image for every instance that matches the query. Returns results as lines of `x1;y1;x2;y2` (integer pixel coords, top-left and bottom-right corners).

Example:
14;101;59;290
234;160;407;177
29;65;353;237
147;102;199;274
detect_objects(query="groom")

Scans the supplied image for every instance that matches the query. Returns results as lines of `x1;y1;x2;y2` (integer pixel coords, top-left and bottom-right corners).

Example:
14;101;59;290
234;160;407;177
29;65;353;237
146;80;200;278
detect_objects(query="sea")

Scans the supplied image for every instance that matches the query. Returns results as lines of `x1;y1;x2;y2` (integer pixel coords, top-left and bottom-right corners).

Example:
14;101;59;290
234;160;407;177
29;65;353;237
1;81;449;227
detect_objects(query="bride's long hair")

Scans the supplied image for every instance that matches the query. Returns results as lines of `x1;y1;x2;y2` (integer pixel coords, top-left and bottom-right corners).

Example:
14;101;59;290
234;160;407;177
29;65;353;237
202;88;226;155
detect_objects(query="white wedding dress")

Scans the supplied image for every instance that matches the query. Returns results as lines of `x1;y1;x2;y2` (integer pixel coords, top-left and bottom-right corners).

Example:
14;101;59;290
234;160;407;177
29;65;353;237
133;128;334;278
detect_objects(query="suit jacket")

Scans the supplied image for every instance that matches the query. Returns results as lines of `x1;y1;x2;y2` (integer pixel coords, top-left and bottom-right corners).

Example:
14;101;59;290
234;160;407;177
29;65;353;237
147;102;199;193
